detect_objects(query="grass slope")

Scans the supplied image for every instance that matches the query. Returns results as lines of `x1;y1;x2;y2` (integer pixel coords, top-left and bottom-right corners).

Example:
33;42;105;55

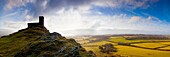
0;26;95;57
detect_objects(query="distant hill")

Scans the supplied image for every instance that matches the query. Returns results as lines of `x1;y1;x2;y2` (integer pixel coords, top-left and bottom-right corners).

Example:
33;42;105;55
0;25;95;57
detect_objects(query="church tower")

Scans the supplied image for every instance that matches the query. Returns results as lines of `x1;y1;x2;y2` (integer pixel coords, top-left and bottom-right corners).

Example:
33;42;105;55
39;16;44;26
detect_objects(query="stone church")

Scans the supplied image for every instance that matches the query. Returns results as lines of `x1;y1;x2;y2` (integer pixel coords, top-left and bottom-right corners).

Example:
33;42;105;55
28;16;44;28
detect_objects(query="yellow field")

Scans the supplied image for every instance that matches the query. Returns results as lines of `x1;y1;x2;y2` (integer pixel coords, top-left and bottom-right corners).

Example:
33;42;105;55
132;43;165;48
80;37;170;57
159;46;170;50
77;40;90;44
74;38;97;44
160;42;170;45
109;37;170;43
84;47;118;57
83;41;115;47
109;37;144;43
115;46;170;57
84;45;170;57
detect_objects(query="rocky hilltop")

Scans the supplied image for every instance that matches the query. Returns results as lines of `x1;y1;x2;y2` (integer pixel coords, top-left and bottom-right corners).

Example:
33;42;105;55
0;20;96;57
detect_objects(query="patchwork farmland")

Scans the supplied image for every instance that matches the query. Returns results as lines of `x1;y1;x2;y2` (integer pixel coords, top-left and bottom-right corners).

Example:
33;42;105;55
74;35;170;57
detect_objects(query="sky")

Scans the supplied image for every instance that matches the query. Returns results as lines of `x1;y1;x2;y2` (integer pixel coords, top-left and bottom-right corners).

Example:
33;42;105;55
0;0;170;36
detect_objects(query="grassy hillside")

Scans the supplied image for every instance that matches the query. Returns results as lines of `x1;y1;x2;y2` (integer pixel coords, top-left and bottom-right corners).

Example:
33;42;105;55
0;26;96;57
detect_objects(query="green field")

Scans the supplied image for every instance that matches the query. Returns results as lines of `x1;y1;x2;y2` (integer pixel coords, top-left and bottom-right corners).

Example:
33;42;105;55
131;43;165;48
109;37;144;43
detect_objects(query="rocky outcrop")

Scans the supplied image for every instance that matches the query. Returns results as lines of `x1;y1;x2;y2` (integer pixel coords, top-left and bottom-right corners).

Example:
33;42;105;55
0;24;96;57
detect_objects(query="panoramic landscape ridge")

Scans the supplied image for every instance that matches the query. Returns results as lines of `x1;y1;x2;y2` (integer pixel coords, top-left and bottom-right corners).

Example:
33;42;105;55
1;0;170;57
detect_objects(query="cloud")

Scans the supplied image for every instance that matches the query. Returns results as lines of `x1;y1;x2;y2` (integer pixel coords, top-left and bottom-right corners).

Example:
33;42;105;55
93;0;159;9
4;0;159;18
128;16;141;23
127;16;161;24
40;9;170;36
4;0;34;10
0;29;13;37
147;16;161;23
3;21;27;30
62;29;169;36
3;0;168;36
2;10;170;36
